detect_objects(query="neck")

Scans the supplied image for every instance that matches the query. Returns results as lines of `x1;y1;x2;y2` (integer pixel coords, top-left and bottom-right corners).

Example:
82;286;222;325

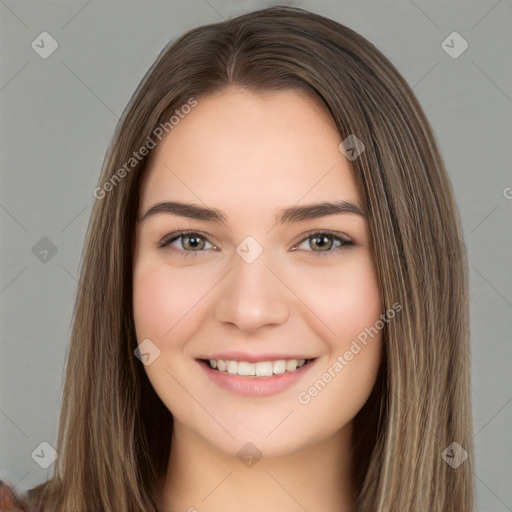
157;421;357;512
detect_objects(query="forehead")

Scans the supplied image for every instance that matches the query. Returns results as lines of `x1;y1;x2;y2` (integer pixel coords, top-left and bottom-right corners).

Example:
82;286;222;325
139;87;361;215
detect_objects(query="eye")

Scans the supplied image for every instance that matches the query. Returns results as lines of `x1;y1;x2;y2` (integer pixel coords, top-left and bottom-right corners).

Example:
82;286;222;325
158;231;216;257
294;230;354;258
158;229;354;258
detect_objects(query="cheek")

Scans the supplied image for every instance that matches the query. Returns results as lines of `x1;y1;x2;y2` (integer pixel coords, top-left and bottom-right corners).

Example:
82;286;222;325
340;265;382;342
292;255;382;346
132;263;207;343
291;257;383;429
133;267;174;341
132;264;203;413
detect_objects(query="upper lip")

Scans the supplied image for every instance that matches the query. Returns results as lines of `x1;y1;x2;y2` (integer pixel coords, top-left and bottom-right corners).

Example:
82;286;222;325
197;352;316;363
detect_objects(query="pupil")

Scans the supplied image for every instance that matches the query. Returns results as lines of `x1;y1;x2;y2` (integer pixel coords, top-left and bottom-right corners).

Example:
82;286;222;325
313;235;331;251
186;235;202;250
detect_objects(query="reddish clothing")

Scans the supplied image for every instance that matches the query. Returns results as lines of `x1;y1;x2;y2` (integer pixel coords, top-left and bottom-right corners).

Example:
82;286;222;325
0;480;30;512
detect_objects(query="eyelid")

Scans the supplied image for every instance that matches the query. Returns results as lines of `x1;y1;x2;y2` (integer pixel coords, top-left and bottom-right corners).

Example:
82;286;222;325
292;228;353;246
158;229;217;250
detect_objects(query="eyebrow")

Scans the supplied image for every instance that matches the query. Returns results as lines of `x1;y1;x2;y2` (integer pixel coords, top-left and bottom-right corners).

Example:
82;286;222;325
139;200;366;226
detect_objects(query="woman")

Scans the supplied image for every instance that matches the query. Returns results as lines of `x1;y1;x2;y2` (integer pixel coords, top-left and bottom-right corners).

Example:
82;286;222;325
1;5;474;511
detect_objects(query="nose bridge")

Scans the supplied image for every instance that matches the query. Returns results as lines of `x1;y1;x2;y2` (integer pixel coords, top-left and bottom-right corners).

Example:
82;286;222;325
214;242;291;331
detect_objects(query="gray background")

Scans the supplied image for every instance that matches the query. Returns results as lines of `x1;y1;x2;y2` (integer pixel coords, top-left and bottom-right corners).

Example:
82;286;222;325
1;1;511;510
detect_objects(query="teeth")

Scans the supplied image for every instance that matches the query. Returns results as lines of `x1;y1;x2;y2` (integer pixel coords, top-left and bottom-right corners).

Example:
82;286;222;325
286;359;297;371
206;358;310;376
255;361;273;377
227;360;238;375
238;361;256;376
272;360;286;375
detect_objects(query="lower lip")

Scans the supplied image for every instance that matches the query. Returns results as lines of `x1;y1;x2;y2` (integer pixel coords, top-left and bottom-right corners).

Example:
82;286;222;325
197;359;316;397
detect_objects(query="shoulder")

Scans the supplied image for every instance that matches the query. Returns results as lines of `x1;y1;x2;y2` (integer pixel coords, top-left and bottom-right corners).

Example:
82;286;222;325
0;479;31;511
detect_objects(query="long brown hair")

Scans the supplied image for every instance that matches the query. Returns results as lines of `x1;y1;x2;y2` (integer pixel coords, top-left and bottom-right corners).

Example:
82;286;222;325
25;6;474;511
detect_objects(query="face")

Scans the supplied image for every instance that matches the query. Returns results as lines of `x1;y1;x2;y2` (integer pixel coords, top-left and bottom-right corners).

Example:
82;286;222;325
133;87;383;458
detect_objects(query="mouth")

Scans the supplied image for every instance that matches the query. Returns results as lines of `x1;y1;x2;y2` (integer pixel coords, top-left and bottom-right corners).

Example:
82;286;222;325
198;358;316;377
196;356;317;397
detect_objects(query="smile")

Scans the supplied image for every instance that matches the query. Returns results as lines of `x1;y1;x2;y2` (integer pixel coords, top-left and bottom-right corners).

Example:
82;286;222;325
206;358;312;376
197;357;317;397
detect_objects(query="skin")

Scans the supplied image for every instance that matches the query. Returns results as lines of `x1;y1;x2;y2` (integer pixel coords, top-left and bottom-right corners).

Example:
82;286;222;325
133;86;383;512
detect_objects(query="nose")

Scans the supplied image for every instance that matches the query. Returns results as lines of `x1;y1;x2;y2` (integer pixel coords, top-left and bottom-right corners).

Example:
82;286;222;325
214;250;291;332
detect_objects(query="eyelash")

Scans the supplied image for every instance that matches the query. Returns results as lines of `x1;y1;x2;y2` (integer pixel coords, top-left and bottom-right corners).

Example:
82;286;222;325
157;229;355;258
